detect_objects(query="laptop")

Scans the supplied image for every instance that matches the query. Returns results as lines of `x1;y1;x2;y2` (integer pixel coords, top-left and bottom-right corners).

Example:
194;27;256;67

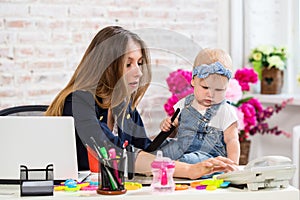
0;116;78;184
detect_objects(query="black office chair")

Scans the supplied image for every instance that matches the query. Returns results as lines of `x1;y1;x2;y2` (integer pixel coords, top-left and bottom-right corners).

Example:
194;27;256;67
0;105;49;116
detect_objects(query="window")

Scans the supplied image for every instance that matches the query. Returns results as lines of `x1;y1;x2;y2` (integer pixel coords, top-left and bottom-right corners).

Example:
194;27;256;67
230;0;300;99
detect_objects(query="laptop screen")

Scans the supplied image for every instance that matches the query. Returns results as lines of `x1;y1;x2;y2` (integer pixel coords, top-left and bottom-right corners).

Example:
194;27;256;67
0;116;78;184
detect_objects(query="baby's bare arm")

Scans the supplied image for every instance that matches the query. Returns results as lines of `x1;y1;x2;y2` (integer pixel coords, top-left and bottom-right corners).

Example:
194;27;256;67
224;121;240;165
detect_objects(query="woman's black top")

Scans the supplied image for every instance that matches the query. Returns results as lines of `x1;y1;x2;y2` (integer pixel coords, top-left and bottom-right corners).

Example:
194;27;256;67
62;90;151;170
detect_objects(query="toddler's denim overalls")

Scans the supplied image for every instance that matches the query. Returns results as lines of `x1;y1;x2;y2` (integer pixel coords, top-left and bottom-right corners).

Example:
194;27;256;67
159;94;227;164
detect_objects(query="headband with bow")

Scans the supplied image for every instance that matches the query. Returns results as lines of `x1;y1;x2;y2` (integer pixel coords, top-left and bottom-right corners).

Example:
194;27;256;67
192;61;232;79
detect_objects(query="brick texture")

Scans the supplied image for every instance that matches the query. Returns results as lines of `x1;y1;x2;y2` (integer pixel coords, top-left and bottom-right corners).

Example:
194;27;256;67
0;0;225;134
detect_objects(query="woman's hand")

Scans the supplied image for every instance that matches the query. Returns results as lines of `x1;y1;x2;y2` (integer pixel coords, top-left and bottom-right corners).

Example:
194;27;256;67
186;156;238;179
136;152;239;180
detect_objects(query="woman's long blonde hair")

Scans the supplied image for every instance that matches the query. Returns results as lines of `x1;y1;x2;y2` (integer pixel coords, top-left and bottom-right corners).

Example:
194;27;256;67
45;26;151;116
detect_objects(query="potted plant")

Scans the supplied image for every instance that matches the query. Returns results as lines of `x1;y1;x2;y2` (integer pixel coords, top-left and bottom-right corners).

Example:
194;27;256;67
248;45;287;94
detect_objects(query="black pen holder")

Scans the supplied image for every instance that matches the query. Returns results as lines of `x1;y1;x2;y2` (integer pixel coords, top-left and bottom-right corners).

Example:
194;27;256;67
20;164;54;196
97;157;127;195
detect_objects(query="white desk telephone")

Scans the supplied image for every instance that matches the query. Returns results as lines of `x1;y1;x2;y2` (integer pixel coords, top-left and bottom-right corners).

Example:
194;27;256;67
216;156;296;191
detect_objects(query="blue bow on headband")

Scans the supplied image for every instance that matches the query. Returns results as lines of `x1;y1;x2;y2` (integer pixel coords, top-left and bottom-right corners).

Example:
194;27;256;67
192;61;232;79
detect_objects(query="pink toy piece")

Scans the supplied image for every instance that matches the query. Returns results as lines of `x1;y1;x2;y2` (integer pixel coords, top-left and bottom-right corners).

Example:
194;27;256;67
195;185;206;190
80;185;98;191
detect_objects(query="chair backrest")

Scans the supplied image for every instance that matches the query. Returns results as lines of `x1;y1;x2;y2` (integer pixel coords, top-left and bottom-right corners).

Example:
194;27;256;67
0;105;48;116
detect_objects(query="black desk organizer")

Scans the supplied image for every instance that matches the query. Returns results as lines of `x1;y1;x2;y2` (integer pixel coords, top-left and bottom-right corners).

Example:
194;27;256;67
97;157;127;195
89;136;135;195
96;144;137;195
20;164;54;196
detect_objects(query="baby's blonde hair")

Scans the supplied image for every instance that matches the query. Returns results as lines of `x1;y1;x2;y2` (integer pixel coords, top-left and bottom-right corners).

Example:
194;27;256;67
193;48;233;71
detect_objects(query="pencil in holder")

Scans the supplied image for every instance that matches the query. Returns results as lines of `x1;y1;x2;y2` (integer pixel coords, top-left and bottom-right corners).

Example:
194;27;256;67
97;157;127;195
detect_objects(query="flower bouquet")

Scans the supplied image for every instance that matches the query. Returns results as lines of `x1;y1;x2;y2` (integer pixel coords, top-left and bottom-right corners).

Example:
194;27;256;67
249;45;287;79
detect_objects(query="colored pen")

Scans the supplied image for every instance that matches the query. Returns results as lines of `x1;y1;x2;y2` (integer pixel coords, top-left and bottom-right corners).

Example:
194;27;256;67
122;140;128;178
93;144;103;160
90;136;102;154
101;166;111;190
104;165;118;190
127;144;135;180
100;147;108;158
100;147;112;167
89;137;103;160
109;148;121;184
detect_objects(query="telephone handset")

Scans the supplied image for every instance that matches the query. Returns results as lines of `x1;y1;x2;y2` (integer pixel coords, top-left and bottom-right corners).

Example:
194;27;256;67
244;155;292;170
216;156;296;190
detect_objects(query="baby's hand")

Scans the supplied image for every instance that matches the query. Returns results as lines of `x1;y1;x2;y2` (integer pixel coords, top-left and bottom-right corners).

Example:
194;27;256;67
160;117;178;132
160;117;172;132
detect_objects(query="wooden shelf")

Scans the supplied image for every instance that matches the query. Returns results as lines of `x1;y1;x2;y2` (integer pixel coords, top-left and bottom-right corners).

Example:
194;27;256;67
244;93;300;106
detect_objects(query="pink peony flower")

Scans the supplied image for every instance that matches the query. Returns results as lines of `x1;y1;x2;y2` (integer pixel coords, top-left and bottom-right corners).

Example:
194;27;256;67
166;69;192;96
247;98;263;113
236;107;245;130
164;95;179;116
234;67;258;91
225;79;243;103
164;69;193;116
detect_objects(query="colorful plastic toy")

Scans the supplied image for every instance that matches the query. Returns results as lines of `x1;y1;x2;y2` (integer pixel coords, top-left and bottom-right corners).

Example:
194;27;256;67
124;182;142;190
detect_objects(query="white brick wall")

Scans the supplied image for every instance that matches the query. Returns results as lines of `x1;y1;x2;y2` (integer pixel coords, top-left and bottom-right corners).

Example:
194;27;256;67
0;0;229;135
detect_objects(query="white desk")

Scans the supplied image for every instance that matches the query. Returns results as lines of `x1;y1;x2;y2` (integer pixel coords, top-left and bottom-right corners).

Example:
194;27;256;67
0;185;299;200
